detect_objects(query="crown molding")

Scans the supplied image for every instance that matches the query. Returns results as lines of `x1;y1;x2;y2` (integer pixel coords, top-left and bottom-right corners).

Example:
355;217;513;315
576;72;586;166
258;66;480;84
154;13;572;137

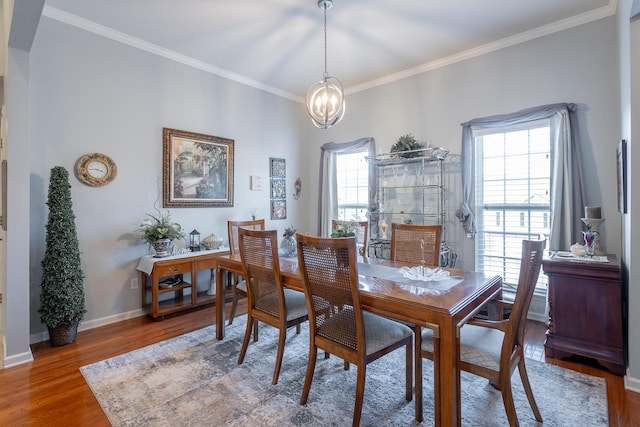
41;5;303;103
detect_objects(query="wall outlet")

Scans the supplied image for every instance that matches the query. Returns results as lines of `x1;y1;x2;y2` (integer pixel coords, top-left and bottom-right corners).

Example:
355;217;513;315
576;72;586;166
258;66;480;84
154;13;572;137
130;278;139;290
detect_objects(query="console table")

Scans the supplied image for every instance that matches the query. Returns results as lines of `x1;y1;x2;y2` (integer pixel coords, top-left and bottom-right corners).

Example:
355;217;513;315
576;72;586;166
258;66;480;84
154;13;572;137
137;248;230;320
542;254;625;375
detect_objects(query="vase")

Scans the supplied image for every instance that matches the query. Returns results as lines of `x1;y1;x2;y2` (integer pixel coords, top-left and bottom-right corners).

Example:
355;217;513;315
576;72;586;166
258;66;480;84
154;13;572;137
583;231;597;257
153;238;171;257
280;235;297;257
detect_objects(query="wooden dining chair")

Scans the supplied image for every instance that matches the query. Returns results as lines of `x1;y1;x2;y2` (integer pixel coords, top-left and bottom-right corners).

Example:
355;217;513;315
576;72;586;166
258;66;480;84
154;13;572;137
331;220;369;257
419;238;546;426
390;223;442;266
227;218;265;327
237;228;308;385
296;233;413;427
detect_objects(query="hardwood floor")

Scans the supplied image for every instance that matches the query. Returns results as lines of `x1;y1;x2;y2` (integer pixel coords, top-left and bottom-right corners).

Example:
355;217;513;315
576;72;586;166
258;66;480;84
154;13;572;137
1;301;639;426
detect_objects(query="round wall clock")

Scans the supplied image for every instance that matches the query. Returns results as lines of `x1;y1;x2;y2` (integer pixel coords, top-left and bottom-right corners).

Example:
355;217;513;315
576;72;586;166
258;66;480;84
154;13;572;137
75;153;117;186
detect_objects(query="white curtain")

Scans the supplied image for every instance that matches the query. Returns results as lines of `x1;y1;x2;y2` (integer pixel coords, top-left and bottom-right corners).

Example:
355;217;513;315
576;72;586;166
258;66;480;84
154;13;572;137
457;103;585;251
317;137;375;236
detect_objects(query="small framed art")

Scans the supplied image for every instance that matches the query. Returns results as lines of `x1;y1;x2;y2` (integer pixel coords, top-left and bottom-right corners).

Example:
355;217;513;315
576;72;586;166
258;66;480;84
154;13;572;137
271;200;287;220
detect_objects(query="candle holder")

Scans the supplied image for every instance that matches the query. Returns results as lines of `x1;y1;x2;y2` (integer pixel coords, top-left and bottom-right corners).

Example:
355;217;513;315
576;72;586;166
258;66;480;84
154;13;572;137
581;218;606;256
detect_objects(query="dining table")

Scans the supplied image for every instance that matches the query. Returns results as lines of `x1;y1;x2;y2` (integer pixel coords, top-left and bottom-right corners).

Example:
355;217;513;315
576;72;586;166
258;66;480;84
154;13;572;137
214;253;501;426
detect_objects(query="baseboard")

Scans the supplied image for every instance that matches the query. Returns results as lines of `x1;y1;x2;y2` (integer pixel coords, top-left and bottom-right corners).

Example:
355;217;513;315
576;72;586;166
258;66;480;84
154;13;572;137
29;308;146;345
625;374;640;392
4;350;34;368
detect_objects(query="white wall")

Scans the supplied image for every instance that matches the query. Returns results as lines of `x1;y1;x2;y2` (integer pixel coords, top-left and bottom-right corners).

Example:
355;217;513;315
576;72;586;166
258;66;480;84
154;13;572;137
28;16;313;338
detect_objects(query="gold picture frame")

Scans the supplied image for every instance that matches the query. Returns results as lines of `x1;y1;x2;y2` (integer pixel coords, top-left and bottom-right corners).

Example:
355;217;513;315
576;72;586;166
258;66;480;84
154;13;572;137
163;128;234;208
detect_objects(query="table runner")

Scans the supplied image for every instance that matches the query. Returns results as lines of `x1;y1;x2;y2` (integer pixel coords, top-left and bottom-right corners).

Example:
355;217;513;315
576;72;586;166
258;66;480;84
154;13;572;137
357;262;463;291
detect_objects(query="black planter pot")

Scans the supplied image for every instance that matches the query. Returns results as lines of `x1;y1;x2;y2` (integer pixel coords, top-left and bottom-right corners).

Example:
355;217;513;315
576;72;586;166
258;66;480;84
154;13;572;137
48;322;79;346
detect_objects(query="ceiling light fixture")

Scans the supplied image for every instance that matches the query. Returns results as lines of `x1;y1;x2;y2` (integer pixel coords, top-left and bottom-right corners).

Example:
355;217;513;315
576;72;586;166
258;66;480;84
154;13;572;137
305;0;345;129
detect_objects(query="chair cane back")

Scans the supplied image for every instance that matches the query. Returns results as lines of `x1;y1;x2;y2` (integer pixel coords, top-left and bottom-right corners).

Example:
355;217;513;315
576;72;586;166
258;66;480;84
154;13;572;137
296;233;413;427
390;223;442;266
236;228;308;385
227;219;265;327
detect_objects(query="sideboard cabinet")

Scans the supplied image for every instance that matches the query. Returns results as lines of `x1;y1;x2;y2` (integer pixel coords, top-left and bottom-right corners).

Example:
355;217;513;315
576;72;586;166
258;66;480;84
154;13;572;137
542;254;625;375
137;249;230;320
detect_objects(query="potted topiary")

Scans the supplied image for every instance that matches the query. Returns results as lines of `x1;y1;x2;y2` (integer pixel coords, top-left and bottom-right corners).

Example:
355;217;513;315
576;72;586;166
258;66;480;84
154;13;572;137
390;134;424;158
38;166;86;346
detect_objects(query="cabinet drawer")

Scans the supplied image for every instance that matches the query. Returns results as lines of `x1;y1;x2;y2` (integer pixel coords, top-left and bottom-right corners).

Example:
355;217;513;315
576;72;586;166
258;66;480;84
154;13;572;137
154;261;192;277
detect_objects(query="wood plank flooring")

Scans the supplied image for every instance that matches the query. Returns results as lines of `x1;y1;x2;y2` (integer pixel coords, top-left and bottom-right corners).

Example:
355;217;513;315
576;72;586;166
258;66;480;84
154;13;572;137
1;301;638;426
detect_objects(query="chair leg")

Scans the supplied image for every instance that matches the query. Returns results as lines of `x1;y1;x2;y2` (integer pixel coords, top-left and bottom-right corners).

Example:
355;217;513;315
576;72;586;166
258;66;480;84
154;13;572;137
228;286;239;326
300;345;318;405
352;364;366;427
237;316;254;365
296;323;301;334
253;321;259;342
518;358;543;422
272;328;287;385
405;340;413;402
500;377;519;427
414;326;423;422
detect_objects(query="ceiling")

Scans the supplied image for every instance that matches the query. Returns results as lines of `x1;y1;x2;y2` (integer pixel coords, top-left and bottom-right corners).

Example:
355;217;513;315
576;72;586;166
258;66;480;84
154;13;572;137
42;0;615;102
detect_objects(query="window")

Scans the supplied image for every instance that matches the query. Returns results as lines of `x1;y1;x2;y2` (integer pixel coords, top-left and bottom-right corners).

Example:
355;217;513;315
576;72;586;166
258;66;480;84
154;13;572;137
336;150;369;221
474;121;550;291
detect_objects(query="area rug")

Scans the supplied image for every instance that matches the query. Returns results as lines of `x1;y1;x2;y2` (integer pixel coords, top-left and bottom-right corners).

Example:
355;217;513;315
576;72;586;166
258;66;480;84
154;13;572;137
80;317;607;426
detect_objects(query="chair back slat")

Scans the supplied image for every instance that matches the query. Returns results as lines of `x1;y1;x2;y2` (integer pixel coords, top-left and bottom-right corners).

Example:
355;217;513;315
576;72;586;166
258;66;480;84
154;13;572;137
508;238;546;350
297;234;362;352
238;228;284;319
228;219;265;255
390;223;442;266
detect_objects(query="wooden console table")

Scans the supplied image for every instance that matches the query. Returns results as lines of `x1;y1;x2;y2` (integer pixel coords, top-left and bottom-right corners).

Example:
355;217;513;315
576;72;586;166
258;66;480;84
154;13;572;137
137;248;230;320
542;254;625;375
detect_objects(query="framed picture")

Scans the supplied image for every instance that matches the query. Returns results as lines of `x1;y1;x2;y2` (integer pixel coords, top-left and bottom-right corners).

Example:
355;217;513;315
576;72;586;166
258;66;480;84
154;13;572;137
271;200;287;220
270;178;286;199
617;139;627;214
270;157;286;177
163;128;234;208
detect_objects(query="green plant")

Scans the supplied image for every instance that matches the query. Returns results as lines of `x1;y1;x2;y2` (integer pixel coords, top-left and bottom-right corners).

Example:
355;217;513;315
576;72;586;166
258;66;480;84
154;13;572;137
137;210;185;245
331;220;359;237
390;134;423;157
38;166;86;329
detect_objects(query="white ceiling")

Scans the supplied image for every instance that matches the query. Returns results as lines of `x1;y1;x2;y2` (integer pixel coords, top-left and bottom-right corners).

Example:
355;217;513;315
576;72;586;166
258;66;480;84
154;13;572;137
42;0;615;101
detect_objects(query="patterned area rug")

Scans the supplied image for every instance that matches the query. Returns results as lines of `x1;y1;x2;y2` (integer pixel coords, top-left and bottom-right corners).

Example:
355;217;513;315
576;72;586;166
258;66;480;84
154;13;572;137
80;317;608;426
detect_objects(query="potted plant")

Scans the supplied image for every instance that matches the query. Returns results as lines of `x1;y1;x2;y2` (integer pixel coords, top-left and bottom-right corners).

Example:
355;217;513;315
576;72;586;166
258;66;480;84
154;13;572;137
390;134;424;158
137;210;185;257
38;166;86;346
331;220;359;237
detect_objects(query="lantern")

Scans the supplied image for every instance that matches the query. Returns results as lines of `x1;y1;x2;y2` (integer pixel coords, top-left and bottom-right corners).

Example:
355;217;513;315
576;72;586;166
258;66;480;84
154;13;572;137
189;229;201;252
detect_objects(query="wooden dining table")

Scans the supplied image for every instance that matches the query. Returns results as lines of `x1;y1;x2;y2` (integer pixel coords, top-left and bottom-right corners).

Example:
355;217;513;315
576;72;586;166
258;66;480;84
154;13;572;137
214;253;501;426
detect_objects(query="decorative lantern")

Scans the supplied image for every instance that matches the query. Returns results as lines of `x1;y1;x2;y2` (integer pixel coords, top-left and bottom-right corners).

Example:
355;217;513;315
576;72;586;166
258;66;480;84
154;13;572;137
189;229;201;252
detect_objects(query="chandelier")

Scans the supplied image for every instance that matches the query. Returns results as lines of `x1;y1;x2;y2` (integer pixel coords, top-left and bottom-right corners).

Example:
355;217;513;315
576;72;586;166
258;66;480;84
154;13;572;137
305;0;345;129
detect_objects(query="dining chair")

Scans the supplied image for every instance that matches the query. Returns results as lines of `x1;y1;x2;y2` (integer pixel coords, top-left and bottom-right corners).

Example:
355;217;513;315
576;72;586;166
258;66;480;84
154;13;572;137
418;238;546;426
296;233;413;427
227;218;265;328
390;223;442;266
331;219;369;257
237;228;308;385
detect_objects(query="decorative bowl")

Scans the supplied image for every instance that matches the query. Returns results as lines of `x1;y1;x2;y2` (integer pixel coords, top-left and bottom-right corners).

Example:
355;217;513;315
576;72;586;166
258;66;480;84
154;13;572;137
202;233;224;250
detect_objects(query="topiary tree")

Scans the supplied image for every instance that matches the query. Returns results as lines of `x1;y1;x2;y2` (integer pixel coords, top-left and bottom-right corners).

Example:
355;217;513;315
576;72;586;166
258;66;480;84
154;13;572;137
38;166;86;346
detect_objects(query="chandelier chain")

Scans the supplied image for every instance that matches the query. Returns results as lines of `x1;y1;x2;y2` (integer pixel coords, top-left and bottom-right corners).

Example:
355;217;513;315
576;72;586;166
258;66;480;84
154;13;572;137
323;4;328;78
